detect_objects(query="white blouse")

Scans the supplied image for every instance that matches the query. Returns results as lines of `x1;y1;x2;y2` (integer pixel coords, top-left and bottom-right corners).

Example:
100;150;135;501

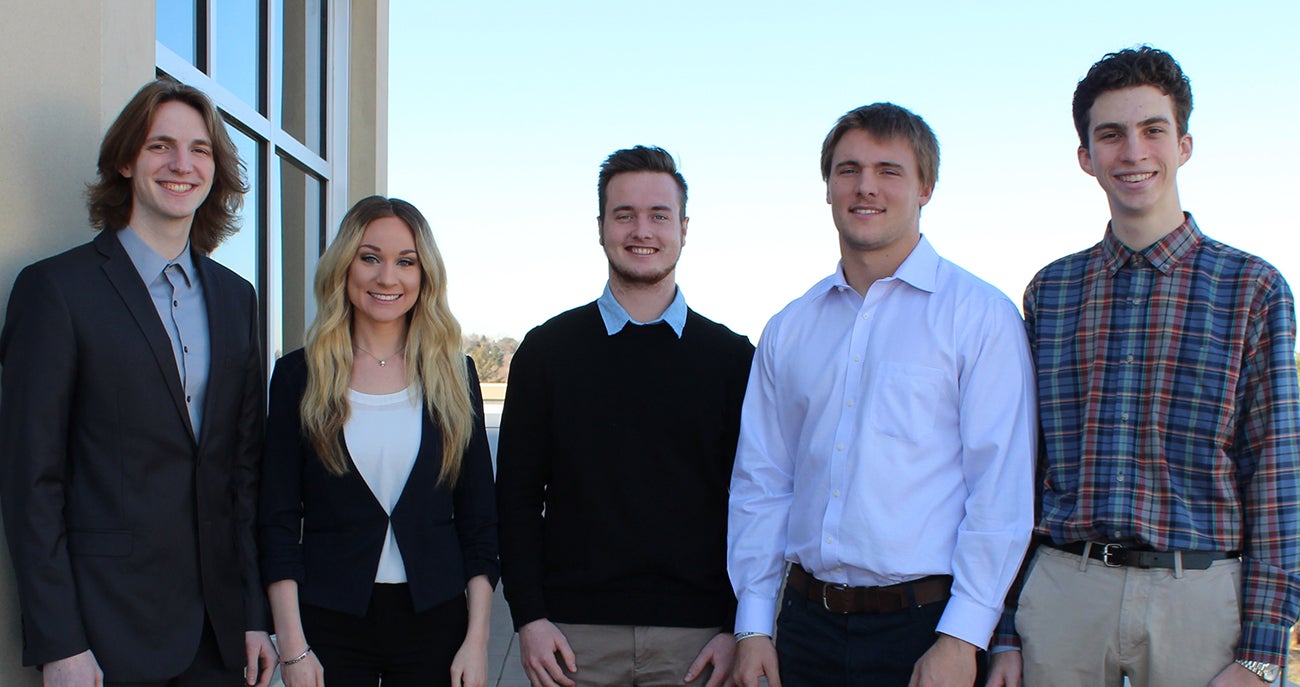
344;387;422;583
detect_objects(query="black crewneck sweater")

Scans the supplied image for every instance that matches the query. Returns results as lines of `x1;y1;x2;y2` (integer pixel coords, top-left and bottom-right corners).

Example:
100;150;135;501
497;302;754;629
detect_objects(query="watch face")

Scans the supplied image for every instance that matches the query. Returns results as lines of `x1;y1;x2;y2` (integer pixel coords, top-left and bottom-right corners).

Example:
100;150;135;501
1261;664;1281;682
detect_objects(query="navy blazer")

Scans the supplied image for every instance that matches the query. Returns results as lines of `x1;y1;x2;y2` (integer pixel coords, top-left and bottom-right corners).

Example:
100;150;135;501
0;229;267;681
259;348;499;616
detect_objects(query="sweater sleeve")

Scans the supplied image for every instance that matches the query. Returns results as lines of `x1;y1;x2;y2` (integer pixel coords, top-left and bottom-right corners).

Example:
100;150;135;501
453;357;501;588
495;331;553;629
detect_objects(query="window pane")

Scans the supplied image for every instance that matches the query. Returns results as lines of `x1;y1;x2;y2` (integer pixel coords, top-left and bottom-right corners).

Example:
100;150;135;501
276;0;326;154
279;156;323;350
211;0;262;110
211;124;261;292
156;0;198;64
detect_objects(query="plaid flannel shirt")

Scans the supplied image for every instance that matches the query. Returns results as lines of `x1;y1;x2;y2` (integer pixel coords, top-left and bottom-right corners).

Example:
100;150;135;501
993;215;1300;665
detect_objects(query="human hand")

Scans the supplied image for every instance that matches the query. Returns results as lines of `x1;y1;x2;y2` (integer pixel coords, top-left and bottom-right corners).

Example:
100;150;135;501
244;631;277;687
908;633;977;687
451;635;489;687
732;634;780;687
684;632;736;687
277;646;324;687
1207;661;1273;687
41;650;102;687
985;650;1022;687
518;619;577;687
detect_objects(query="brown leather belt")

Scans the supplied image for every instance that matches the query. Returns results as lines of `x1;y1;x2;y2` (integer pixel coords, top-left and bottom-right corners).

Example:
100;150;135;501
1051;542;1238;570
786;564;952;615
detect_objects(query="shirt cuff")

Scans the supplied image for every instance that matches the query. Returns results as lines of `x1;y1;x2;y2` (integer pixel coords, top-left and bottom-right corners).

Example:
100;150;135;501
934;593;1000;651
735;592;780;637
1236;620;1292;666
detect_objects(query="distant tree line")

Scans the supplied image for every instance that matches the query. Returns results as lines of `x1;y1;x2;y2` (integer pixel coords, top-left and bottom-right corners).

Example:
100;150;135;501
463;334;518;383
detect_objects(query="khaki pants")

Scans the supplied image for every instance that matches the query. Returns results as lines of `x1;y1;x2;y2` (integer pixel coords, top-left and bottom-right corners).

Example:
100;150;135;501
553;623;721;687
1016;545;1241;687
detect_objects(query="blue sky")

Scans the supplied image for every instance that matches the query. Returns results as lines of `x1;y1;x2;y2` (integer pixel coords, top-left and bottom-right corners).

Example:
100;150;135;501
389;1;1300;342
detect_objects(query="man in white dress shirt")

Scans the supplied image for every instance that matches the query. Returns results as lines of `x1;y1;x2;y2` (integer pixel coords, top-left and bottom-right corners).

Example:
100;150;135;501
727;103;1038;687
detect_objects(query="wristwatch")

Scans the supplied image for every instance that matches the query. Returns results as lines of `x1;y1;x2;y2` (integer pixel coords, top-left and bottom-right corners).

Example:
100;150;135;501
1236;660;1281;684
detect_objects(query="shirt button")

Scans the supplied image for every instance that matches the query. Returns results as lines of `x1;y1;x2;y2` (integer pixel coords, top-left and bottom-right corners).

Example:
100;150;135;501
186;395;192;402
1117;475;1125;483
826;537;833;544
1125;354;1134;363
836;444;844;451
1113;530;1123;539
853;355;861;363
1121;412;1129;421
184;346;189;353
833;489;841;497
846;400;854;408
861;313;869;320
834;566;842;573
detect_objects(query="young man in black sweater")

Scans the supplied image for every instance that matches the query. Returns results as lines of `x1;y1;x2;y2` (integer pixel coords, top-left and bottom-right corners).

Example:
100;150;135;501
497;145;754;687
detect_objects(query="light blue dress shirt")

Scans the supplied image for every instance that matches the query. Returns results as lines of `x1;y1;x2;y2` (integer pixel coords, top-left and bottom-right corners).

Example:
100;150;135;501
596;283;687;338
118;227;211;438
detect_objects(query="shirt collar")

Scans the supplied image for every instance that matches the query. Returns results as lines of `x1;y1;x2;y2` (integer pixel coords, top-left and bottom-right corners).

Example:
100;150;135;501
597;283;687;338
1101;213;1202;276
118;226;197;287
826;235;940;296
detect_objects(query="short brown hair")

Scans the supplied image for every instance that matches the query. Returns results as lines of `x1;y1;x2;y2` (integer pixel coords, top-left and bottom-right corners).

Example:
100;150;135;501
597;146;688;218
820;103;939;192
86;77;248;254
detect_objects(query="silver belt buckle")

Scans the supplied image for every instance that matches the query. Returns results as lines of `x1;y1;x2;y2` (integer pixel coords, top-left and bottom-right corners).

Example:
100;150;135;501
821;582;849;613
1101;543;1125;567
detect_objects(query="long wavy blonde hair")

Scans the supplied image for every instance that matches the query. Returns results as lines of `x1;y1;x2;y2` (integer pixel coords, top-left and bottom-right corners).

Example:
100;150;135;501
300;195;473;485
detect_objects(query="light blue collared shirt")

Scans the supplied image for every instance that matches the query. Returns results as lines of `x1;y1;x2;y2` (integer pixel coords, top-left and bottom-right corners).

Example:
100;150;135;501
596;283;687;338
118;227;211;438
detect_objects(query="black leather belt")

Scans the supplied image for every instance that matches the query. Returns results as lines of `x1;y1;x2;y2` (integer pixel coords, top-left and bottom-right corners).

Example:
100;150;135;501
786;564;951;614
1051;542;1238;570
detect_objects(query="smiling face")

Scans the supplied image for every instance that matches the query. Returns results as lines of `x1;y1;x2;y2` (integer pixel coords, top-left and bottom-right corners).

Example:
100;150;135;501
347;216;422;331
119;100;215;240
1079;85;1192;235
598;171;688;289
827;128;932;259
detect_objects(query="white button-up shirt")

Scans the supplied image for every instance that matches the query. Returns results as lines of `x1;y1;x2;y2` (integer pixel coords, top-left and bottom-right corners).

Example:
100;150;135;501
727;236;1036;648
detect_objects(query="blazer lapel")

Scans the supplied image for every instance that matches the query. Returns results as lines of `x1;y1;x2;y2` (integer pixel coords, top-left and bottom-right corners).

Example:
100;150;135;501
96;230;196;443
193;253;233;453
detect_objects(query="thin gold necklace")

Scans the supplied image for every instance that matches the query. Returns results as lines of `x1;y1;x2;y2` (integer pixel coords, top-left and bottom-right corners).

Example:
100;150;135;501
355;343;404;367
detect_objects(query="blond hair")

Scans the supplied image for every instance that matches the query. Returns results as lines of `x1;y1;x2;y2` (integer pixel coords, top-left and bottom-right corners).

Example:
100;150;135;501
301;196;473;485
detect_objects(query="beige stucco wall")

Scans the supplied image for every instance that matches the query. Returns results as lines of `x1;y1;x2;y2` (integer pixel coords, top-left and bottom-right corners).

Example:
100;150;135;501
0;2;155;680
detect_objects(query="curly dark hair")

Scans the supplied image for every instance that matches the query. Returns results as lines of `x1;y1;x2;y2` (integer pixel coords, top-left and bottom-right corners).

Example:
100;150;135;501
1073;46;1192;149
86;77;248;254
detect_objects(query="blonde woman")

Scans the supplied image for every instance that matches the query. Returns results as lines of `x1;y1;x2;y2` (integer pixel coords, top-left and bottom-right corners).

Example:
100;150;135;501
260;196;497;687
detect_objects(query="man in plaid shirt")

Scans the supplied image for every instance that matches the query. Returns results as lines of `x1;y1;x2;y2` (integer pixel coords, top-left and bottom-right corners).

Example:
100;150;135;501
988;47;1300;687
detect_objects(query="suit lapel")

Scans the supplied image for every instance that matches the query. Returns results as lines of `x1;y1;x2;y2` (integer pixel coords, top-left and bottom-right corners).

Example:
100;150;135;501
96;230;196;443
194;253;231;453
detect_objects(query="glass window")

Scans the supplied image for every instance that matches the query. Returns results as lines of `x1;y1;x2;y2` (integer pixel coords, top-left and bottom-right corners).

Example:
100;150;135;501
211;0;262;110
278;157;324;351
156;0;198;65
210;125;262;292
277;0;326;154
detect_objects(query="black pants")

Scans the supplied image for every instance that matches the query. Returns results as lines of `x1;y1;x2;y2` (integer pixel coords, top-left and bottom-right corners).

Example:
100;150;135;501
300;583;468;687
775;583;988;687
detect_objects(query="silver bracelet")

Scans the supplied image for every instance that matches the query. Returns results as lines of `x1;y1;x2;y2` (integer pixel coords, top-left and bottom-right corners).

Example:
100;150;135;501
734;631;770;642
281;646;313;666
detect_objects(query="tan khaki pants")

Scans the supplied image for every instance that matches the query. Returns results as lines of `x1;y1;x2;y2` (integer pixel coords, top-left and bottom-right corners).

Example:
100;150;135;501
1016;545;1241;687
553;623;721;687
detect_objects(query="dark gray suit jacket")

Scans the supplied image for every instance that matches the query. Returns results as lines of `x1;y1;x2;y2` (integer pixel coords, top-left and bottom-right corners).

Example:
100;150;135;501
0;229;268;681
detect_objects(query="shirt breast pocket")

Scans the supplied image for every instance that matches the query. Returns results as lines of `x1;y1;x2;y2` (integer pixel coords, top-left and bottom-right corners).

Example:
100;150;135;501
867;362;944;443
